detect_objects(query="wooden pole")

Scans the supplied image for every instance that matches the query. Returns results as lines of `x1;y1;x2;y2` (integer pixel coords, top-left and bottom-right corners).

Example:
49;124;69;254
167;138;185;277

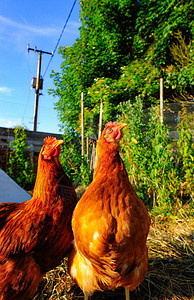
81;91;85;156
90;141;96;171
98;100;103;139
27;44;53;132
160;78;164;123
86;136;89;162
33;51;42;131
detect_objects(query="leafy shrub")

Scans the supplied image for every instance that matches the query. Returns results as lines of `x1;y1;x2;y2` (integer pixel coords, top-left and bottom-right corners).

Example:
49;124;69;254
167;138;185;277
117;97;192;213
177;106;194;198
59;135;92;188
8;126;35;190
145;106;180;210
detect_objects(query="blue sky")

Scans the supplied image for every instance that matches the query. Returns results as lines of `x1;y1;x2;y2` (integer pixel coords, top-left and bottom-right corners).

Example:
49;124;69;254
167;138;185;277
0;0;81;134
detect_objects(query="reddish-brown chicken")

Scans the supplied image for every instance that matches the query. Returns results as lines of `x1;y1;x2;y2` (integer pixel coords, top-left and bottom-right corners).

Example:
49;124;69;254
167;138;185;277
0;137;77;300
68;122;151;300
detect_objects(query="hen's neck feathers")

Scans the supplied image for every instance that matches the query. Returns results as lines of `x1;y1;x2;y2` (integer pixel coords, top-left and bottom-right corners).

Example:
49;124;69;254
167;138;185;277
94;136;121;178
32;151;64;202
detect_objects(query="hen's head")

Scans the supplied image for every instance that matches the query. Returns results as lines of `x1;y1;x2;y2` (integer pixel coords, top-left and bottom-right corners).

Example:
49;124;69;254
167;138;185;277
99;122;127;152
103;122;127;142
41;136;64;160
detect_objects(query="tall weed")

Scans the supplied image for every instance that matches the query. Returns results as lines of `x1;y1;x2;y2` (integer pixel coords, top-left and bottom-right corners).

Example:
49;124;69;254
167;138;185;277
59;136;92;188
177;106;194;199
117;97;192;213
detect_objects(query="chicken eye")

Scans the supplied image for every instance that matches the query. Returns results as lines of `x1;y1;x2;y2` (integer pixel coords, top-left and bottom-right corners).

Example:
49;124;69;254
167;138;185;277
45;145;51;149
107;128;113;134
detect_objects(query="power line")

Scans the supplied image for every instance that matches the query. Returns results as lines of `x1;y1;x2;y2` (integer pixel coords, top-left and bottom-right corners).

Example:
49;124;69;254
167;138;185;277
42;0;77;78
22;88;32;124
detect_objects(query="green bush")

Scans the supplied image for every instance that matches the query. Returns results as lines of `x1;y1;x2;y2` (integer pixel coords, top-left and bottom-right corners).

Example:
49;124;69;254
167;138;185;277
177;106;194;198
117;97;193;213
8;126;35;190
59;135;92;188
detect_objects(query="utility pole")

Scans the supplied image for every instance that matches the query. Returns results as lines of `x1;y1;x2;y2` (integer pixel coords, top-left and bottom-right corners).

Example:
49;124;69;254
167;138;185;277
27;44;53;131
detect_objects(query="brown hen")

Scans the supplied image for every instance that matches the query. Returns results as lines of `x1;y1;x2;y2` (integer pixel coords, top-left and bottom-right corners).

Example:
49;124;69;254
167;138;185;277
68;122;150;300
0;137;77;300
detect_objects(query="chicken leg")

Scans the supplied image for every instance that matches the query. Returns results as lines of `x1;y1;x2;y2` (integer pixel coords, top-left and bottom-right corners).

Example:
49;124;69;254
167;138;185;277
125;287;130;300
84;294;88;300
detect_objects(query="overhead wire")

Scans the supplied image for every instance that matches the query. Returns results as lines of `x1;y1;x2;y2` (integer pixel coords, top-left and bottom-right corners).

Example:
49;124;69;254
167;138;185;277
42;0;77;78
22;51;34;125
22;0;77;128
22;88;32;125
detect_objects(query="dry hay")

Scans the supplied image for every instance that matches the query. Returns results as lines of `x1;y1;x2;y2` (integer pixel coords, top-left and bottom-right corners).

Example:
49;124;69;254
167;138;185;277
33;214;194;300
141;214;194;300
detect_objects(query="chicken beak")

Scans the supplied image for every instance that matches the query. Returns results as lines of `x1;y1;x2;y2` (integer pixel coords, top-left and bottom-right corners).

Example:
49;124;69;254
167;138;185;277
54;139;64;148
119;123;127;130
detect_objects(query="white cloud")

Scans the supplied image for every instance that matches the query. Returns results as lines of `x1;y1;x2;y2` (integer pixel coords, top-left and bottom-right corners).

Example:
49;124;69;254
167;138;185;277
0;15;81;39
0;118;21;128
0;87;12;96
5;120;17;127
67;21;81;31
0;15;59;37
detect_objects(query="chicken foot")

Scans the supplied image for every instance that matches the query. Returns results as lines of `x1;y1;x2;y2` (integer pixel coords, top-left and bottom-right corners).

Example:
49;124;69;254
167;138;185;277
125;287;130;300
84;293;89;300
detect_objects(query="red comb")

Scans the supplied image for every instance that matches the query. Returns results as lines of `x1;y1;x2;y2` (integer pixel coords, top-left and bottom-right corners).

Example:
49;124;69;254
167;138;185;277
105;122;120;127
44;136;57;145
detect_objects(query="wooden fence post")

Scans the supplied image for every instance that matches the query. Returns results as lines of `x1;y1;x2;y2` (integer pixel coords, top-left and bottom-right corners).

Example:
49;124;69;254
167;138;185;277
81;91;85;156
98;100;103;139
160;78;164;123
86;136;89;162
